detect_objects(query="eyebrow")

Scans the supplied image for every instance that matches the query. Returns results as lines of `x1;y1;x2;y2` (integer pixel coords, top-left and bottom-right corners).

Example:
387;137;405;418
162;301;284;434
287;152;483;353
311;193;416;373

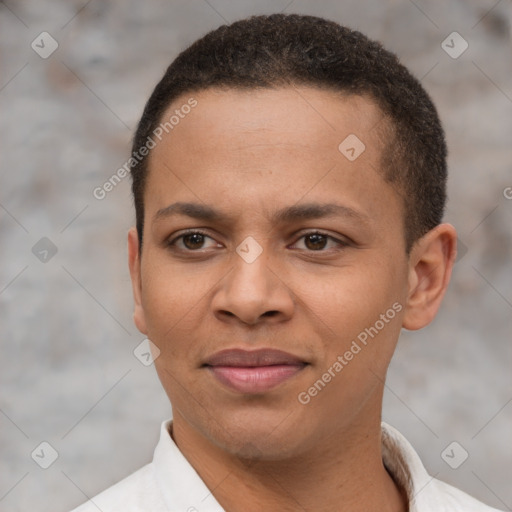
153;201;371;225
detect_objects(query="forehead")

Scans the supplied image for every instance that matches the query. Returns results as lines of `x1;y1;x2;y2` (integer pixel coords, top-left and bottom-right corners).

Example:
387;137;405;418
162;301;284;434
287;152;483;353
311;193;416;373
155;87;384;158
144;87;400;232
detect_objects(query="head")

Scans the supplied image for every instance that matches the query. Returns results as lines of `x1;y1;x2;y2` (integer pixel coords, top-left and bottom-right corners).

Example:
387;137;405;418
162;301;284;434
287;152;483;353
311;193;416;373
128;14;456;459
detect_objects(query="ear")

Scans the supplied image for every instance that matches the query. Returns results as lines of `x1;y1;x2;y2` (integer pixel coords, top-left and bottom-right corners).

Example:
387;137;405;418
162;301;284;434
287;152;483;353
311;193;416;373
128;227;148;335
402;223;457;330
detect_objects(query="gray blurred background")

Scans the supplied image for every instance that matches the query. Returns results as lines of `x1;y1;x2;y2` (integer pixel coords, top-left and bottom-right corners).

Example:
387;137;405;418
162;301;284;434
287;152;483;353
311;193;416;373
0;1;511;511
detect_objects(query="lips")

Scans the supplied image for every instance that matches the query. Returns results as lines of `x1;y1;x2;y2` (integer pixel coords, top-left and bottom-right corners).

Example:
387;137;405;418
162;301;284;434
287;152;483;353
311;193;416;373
203;348;307;393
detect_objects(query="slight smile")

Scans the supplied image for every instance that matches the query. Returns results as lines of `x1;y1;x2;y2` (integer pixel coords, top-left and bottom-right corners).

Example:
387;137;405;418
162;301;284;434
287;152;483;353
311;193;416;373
203;348;308;394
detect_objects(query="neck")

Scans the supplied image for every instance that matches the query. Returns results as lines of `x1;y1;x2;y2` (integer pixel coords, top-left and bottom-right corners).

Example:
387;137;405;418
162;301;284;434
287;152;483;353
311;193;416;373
171;397;407;512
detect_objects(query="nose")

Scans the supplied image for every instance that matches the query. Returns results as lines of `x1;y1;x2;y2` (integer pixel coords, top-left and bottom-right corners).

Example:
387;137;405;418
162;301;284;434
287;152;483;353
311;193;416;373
211;246;295;326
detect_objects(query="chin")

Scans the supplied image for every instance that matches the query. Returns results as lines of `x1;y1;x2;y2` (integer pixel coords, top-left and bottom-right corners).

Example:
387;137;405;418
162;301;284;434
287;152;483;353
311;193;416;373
202;408;310;461
219;432;304;461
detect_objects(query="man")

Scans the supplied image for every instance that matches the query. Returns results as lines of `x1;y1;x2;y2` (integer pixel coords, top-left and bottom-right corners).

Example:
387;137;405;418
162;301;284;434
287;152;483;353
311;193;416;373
72;13;503;512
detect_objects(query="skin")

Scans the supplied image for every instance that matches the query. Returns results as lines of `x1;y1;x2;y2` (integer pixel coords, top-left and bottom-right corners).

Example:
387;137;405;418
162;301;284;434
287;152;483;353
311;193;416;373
128;87;457;512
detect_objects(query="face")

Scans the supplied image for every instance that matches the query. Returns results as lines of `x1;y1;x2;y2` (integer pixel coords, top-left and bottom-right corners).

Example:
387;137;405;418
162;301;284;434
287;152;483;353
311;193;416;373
129;87;413;459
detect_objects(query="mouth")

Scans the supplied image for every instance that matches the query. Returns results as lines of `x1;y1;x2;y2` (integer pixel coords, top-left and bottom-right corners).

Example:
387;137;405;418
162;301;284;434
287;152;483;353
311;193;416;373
203;348;308;394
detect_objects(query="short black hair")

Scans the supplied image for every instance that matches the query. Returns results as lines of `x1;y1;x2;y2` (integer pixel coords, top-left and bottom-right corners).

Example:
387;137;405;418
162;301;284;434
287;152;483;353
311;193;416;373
131;13;447;253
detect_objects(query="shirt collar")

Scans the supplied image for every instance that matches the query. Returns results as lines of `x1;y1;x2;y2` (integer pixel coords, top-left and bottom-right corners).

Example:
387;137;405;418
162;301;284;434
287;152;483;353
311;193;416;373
153;419;225;511
381;422;440;511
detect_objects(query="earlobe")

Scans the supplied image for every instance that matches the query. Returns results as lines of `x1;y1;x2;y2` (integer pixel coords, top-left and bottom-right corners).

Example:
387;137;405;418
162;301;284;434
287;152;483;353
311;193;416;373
128;227;148;335
402;223;457;331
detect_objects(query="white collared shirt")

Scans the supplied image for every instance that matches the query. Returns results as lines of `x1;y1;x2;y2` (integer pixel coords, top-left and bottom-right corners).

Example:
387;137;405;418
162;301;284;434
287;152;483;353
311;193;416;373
70;420;503;511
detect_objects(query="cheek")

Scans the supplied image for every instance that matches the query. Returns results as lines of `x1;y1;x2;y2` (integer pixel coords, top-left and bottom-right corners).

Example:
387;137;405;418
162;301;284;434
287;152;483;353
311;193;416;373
305;263;400;330
139;258;209;354
293;267;404;412
302;260;405;378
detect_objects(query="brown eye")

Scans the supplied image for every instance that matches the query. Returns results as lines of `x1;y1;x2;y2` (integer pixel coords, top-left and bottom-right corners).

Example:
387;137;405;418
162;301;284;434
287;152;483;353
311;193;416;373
291;231;347;252
182;233;206;250
167;230;220;253
304;233;328;250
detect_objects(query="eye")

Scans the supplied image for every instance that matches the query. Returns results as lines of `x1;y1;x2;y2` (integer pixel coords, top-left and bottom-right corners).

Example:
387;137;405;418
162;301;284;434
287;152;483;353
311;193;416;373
167;230;220;251
291;231;347;252
167;229;348;254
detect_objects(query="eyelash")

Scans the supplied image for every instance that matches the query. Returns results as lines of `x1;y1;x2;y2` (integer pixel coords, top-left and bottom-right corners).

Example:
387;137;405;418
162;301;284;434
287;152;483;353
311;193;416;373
167;229;349;253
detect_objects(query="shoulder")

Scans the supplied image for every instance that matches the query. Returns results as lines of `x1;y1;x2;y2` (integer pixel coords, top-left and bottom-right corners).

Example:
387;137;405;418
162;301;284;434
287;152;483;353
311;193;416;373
381;423;505;512
423;477;505;512
69;462;167;512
